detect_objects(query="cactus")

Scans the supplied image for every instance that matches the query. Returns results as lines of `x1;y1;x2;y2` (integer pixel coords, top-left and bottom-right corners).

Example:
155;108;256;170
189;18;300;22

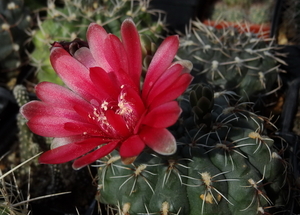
29;0;165;84
96;84;288;215
0;177;29;215
177;20;284;109
211;0;273;25
0;0;33;88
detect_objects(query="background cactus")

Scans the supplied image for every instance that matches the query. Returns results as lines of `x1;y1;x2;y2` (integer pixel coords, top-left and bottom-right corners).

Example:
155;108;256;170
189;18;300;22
177;20;284;112
0;0;34;89
210;0;273;25
29;0;165;85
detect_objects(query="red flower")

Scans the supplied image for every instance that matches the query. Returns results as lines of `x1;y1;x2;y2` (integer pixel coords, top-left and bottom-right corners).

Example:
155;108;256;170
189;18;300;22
21;19;193;169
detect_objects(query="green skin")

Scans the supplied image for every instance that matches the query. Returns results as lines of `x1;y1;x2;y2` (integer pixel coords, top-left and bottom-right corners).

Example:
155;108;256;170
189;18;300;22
97;86;288;215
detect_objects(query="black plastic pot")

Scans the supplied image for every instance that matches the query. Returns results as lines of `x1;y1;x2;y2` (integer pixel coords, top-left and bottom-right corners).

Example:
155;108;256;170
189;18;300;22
150;0;200;33
277;44;300;215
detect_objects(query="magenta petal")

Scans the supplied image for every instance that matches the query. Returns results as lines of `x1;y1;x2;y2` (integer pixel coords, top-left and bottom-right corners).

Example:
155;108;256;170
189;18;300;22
64;121;105;136
51;136;88;149
142;35;179;99
149;73;193;109
21;101;91;137
39;137;106;164
72;140;119;169
139;126;176;155
21;101;83;121
142;101;181;128
27;116;85;137
119;135;145;157
36;82;91;110
121;18;142;89
144;63;183;106
104;34;129;74
145;61;192;106
89;67;120;99
50;47;103;101
73;47;97;68
119;87;145;119
105;110;130;137
86;23;112;71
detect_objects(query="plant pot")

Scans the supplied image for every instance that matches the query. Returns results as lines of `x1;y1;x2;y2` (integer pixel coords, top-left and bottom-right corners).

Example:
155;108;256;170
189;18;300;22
150;0;199;33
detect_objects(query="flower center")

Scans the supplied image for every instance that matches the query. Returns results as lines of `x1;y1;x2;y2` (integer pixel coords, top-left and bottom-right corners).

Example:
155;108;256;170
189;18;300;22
88;90;139;138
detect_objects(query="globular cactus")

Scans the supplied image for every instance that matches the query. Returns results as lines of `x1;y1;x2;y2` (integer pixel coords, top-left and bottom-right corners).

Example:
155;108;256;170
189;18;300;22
0;0;33;88
96;84;288;215
177;20;284;109
211;0;273;25
29;0;165;84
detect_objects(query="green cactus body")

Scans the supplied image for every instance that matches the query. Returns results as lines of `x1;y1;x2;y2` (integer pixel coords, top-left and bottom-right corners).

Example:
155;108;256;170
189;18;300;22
30;0;164;84
0;0;33;87
96;85;288;215
211;0;272;25
178;21;282;106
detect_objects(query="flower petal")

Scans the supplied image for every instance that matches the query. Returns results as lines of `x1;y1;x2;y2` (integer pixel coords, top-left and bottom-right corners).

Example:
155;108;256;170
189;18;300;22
39;137;107;164
142;101;181;128
102;34;138;91
144;62;182;105
86;23;112;71
139;126;176;155
104;34;129;74
21;100;83;121
73;47;98;68
105;110;131;137
142;35;179;99
36;82;91;110
64;121;105;136
26;116;85;137
121;18;142;89
119;86;145;121
72;140;119;169
89;67;120;99
149;73;193;109
51;136;87;149
119;135;145;157
50;46;103;101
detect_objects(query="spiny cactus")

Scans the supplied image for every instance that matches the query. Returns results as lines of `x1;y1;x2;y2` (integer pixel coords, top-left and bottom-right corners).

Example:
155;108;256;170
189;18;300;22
29;0;165;84
96;84;288;215
0;0;33;88
211;0;273;25
0;176;29;215
177;20;284;109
